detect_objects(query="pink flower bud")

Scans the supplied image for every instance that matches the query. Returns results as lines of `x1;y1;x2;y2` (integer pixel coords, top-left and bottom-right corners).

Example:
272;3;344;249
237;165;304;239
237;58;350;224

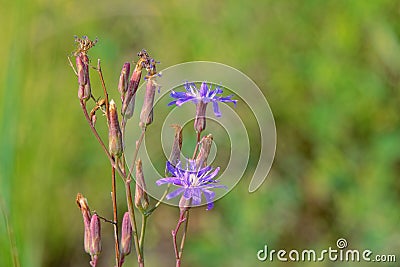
121;53;147;119
120;212;132;260
168;124;182;167
89;214;101;258
139;76;157;127
135;159;149;210
118;62;130;100
108;100;123;158
76;193;92;254
76;54;91;101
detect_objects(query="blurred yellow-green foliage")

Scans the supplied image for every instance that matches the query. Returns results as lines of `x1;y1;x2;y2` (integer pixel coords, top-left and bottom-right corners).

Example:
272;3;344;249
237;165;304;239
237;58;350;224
1;1;400;266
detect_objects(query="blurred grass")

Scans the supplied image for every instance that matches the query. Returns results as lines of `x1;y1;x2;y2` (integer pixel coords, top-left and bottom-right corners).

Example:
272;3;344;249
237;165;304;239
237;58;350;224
1;0;400;266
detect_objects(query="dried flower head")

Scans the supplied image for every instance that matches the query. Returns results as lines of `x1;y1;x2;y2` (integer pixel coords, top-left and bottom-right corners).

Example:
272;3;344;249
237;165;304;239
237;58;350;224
195;134;213;168
74;35;98;56
156;160;226;210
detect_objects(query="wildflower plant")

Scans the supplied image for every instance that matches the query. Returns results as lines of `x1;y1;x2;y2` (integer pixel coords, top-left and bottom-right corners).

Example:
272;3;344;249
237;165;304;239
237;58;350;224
69;36;237;267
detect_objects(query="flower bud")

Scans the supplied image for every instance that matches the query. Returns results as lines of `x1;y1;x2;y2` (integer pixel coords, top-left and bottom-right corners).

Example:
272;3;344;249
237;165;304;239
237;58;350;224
76;193;92;254
120;212;132;260
194;101;207;133
195;134;213;168
168;124;182;169
121;53;147;119
135;159;149;210
118;62;131;100
108;100;123;158
139;76;157;127
76;54;91;101
89;214;101;266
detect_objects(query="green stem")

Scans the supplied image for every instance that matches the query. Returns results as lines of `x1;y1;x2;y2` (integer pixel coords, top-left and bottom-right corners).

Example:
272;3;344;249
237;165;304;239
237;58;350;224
111;166;120;267
139;213;148;256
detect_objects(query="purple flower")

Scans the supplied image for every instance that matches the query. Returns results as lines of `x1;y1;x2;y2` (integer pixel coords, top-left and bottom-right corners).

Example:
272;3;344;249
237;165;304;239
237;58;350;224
168;82;237;117
156;160;226;210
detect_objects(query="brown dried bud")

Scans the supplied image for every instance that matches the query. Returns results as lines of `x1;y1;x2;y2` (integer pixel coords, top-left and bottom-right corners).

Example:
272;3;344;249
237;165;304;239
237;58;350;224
76;54;91;101
120;212;132;259
118;62;130;100
121;54;146;119
195;134;213;168
76;193;92;254
139;77;157;127
135;159;149;210
194;101;207;133
89;214;101;266
168;124;182;166
108;100;123;158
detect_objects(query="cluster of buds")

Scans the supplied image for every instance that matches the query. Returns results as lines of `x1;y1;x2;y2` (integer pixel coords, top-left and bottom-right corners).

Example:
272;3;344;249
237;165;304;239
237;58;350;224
120;49;159;125
76;193;102;267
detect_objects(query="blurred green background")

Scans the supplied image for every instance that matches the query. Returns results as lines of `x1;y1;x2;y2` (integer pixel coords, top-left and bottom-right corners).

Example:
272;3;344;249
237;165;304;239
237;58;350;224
1;0;400;266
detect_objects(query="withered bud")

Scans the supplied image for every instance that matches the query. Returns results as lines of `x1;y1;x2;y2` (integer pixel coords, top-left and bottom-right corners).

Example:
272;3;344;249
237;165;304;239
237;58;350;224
168;124;182;167
108;100;123;158
118;62;130;100
120;212;132;259
195;134;213;168
89;214;101;266
76;54;91;101
139;76;157;127
76;193;92;254
121;53;147;119
135;159;149;210
194;101;207;133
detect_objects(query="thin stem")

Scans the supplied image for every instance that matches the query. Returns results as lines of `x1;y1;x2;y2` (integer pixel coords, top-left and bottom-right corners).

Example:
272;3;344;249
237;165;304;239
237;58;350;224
95;59;110;120
125;179;143;266
192;131;201;159
127;128;146;181
139;213;148;257
79;100;126;179
111;166;120;267
172;210;189;267
178;210;190;259
0;198;20;267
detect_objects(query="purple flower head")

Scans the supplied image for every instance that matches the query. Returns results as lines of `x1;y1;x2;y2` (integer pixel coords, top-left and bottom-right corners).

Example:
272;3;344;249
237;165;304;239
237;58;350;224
156;160;226;210
168;82;237;117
